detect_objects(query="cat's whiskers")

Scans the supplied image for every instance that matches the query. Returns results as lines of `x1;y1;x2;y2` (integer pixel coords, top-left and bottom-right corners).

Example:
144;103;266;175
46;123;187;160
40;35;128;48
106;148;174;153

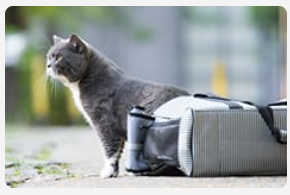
40;74;49;94
47;76;57;100
53;78;58;100
33;74;48;95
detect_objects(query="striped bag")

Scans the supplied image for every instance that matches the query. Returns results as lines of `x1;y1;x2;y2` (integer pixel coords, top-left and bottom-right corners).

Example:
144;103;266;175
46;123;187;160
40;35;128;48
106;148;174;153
126;94;287;177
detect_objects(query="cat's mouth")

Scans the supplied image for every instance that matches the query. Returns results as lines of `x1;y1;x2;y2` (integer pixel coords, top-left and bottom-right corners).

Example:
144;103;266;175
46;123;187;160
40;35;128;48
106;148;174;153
46;65;59;78
46;66;69;84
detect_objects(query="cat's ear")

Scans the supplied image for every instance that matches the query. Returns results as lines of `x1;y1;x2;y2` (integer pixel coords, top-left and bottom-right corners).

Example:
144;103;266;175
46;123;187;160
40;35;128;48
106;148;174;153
53;35;63;44
69;34;86;53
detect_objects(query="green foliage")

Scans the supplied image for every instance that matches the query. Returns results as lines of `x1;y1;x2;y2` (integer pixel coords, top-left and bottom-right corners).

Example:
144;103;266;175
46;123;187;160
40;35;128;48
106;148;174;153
6;6;129;33
35;147;52;160
6;6;152;41
5;146;14;153
5;136;75;187
182;6;280;35
15;46;35;123
250;6;280;34
35;164;62;175
47;81;71;125
181;6;226;25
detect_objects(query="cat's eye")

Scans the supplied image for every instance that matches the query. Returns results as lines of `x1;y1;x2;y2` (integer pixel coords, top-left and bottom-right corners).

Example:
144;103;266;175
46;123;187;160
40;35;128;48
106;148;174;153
51;54;62;61
55;54;62;61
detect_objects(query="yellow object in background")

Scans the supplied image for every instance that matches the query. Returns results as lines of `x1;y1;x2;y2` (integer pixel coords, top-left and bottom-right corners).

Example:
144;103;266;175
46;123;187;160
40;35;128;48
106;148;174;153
211;60;228;97
30;55;80;123
31;56;49;119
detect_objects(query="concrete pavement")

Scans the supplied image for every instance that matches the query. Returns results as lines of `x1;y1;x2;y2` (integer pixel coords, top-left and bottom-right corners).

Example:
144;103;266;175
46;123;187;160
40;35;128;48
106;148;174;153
5;126;287;188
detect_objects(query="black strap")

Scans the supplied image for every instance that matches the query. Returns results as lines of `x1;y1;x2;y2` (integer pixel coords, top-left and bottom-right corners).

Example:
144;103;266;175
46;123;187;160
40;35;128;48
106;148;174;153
268;100;287;106
246;99;286;144
194;93;286;144
256;106;286;144
194;93;243;109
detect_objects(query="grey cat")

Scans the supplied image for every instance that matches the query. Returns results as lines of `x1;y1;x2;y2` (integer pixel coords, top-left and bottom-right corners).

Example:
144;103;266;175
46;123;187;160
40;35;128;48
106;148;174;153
46;34;190;178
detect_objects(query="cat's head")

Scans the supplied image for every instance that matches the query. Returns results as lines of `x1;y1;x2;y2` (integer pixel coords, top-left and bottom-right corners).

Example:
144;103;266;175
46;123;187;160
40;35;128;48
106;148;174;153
46;34;89;84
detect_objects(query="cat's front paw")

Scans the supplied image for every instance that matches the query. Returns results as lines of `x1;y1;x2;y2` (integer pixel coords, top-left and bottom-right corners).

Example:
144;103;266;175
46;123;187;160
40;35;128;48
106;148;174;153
100;163;119;178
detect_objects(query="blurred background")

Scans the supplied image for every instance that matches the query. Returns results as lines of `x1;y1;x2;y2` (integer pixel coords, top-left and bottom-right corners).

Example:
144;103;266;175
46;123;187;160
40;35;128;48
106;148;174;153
5;6;287;126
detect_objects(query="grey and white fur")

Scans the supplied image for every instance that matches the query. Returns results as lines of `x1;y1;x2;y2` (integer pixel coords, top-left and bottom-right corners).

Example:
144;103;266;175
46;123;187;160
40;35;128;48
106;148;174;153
46;34;190;178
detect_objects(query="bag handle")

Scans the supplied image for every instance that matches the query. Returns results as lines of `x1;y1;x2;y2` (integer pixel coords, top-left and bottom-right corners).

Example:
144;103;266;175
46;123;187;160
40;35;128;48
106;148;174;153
194;93;243;109
268;100;287;107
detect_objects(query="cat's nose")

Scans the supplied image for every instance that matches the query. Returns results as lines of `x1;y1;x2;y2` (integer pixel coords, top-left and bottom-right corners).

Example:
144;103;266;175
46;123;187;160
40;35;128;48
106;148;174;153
47;63;52;68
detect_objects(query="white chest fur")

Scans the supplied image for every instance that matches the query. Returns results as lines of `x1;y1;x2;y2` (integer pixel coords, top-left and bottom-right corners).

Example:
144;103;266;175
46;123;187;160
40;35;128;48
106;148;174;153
66;82;94;128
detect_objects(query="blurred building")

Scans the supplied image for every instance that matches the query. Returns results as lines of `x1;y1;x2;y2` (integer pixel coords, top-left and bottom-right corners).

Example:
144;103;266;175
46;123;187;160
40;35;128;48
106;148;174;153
80;6;286;103
182;6;285;103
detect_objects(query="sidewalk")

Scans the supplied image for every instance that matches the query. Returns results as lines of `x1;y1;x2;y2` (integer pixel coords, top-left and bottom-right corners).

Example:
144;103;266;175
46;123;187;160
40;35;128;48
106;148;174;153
5;126;287;188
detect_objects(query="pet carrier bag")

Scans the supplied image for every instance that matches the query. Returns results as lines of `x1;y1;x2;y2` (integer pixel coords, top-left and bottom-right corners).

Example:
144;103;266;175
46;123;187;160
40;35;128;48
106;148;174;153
125;94;287;177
